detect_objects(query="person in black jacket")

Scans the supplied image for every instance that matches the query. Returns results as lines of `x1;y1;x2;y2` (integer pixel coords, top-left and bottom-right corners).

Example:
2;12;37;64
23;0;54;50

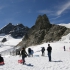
0;54;4;63
21;47;27;64
64;46;66;51
41;47;45;56
28;48;31;57
47;44;52;62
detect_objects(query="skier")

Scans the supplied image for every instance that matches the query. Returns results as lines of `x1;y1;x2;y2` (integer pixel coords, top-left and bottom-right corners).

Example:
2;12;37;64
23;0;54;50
21;47;28;64
47;44;52;62
41;47;45;56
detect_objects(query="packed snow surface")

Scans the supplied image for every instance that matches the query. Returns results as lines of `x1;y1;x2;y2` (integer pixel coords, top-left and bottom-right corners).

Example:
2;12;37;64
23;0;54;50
0;42;70;70
0;34;22;53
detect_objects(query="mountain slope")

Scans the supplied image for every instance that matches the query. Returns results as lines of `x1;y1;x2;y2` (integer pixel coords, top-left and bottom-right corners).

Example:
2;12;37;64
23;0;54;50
0;23;70;70
17;14;70;47
0;34;22;53
0;23;29;38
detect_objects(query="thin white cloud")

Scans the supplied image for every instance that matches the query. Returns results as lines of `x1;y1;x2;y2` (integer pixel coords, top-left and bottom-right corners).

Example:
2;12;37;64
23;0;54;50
57;1;70;16
37;9;53;14
37;1;70;20
50;16;61;20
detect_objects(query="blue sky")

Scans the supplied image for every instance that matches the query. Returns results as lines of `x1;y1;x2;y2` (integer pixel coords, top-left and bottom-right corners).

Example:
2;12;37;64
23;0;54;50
0;0;70;28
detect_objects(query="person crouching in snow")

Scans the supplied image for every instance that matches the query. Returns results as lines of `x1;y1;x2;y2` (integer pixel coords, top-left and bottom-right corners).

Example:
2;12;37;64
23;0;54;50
0;54;4;65
21;47;28;64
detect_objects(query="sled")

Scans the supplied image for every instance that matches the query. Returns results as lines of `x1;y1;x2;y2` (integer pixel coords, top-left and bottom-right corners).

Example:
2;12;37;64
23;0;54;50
18;59;23;63
18;59;25;64
0;62;4;65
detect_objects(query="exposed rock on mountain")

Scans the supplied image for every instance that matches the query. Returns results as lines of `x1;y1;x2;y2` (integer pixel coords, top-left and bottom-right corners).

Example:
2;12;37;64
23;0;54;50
1;38;7;42
9;24;29;38
0;23;14;34
0;23;29;38
17;14;70;47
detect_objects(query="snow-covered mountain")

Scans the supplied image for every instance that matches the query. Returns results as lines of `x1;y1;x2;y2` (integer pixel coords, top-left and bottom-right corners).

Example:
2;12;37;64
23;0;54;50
0;23;29;38
20;14;70;47
58;23;70;28
0;23;70;54
0;23;70;70
0;34;22;55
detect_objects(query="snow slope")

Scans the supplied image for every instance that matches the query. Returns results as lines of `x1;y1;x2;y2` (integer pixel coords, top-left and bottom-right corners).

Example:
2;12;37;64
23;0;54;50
58;23;70;28
0;34;22;54
0;23;70;70
0;42;70;70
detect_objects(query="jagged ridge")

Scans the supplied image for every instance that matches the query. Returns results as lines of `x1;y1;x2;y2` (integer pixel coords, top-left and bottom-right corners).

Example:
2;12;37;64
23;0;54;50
0;23;29;38
17;14;70;47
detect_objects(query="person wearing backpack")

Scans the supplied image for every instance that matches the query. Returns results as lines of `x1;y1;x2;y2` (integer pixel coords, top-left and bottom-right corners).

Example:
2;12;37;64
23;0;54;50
21;47;28;64
28;48;32;57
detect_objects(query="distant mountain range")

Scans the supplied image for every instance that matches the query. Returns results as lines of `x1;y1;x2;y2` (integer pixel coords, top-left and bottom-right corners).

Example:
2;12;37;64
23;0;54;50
0;23;29;38
0;14;70;48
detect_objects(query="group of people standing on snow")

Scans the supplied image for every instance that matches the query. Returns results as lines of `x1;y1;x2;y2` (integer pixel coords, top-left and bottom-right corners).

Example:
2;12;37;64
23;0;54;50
0;44;68;65
21;44;52;64
21;47;34;64
41;44;52;61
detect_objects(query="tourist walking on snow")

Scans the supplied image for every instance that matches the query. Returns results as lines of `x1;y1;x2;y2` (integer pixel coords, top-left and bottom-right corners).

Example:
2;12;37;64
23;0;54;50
64;46;66;51
47;44;52;62
21;47;28;64
28;48;31;57
41;47;45;56
28;48;34;57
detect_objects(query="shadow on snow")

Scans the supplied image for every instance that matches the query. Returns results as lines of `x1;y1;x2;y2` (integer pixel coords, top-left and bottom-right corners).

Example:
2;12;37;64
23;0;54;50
52;60;63;62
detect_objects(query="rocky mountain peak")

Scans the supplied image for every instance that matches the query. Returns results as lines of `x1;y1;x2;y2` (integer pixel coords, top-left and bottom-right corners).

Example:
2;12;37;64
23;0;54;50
17;14;70;47
35;14;51;29
0;23;29;38
0;23;14;34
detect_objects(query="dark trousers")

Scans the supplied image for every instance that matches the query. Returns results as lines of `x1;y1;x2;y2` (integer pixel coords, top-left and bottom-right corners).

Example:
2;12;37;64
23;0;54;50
42;51;45;56
48;52;51;61
22;55;25;64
